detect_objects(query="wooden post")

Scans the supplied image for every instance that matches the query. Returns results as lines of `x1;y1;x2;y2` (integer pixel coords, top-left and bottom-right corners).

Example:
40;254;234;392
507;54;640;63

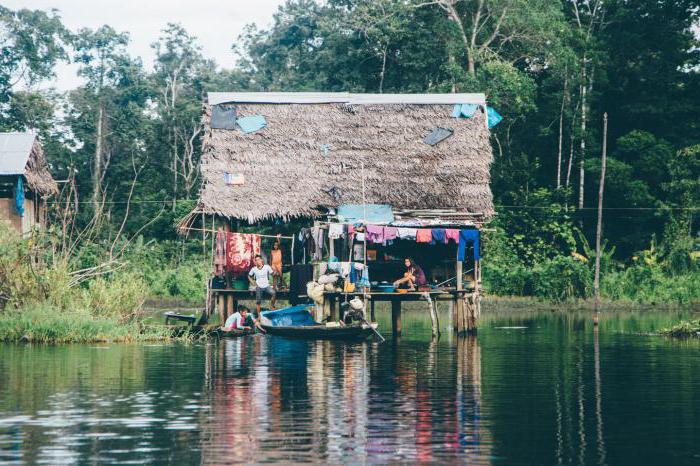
216;292;224;323
370;298;376;323
329;294;338;322
225;294;234;321
594;113;608;312
454;247;464;333
391;297;402;336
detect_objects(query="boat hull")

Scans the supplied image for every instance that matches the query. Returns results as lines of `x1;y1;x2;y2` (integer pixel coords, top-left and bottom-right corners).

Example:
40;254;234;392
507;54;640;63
261;324;374;340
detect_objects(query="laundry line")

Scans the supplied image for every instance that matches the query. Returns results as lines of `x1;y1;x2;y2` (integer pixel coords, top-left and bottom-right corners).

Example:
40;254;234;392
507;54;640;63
180;226;294;240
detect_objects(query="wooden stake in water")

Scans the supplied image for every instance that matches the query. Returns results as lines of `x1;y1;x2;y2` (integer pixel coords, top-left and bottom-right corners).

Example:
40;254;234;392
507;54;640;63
594;113;608;312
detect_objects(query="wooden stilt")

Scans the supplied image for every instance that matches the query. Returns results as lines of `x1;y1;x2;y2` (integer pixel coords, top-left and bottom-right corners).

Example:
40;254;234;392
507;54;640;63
216;293;225;326
370;298;376;323
225;295;234;323
391;298;402;336
454;246;463;333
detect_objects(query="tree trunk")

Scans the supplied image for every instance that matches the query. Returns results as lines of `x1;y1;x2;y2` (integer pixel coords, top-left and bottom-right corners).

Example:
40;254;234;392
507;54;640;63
578;64;588;209
594;113;608;310
557;71;568;189
378;45;388;94
92;102;104;219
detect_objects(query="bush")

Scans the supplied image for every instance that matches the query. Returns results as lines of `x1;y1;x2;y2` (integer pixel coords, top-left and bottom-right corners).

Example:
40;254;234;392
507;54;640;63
530;256;592;301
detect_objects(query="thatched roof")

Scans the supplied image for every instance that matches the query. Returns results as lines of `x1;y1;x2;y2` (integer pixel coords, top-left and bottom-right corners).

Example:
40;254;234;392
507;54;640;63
195;93;494;224
0;132;58;196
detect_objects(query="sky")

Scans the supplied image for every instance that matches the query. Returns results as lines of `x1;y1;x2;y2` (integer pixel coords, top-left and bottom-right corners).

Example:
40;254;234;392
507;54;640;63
4;0;286;91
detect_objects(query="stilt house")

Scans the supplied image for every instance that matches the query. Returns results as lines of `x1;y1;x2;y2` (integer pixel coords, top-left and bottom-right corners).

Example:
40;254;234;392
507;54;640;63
182;93;496;333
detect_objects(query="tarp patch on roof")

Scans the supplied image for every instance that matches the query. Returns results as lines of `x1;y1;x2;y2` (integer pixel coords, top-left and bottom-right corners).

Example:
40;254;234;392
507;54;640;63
487;106;503;128
424;127;454;146
338;204;394;224
211;104;237;130
237;115;267;134
451;103;478;119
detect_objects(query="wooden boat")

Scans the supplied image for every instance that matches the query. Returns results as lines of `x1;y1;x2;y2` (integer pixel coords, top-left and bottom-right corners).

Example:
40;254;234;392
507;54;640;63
260;305;378;340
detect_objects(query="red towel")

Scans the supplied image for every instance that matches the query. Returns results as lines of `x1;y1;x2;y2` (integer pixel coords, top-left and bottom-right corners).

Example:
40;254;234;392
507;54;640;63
416;229;433;243
445;229;460;244
226;233;261;275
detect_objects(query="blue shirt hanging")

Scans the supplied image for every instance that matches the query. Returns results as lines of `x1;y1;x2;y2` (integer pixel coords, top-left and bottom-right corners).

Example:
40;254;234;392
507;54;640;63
15;176;24;217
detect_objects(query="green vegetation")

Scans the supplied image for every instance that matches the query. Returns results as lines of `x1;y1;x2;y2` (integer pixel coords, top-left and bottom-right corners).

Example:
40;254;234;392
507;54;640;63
659;320;700;337
0;224;202;342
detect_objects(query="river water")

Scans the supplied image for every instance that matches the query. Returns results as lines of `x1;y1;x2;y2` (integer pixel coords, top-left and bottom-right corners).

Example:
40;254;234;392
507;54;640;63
1;305;699;465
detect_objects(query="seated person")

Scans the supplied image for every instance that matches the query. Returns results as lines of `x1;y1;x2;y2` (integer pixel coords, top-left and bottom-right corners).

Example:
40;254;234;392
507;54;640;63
393;258;427;291
223;307;252;332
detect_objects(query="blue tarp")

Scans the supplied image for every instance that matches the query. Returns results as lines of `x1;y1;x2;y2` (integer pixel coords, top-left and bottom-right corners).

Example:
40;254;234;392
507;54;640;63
337;204;394;224
236;115;267;134
262;305;317;327
487;106;503;128
451;103;478;118
15;176;24;217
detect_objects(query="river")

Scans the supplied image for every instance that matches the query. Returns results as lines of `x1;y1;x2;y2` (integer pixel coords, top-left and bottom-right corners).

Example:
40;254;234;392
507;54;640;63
1;305;699;465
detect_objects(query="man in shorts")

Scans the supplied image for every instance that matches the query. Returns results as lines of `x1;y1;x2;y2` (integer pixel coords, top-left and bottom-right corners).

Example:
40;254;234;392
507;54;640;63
249;255;276;316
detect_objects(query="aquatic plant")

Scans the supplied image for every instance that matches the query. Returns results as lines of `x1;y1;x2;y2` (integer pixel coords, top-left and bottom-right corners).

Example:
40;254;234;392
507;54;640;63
659;320;700;337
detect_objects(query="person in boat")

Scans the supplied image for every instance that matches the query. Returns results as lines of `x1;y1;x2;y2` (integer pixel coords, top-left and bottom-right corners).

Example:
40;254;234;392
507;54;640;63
249;254;276;316
393;258;427;291
223;307;252;332
270;234;286;290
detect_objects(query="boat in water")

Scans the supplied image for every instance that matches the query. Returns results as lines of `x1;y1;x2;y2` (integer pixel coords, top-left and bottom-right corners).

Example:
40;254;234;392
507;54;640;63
260;305;378;340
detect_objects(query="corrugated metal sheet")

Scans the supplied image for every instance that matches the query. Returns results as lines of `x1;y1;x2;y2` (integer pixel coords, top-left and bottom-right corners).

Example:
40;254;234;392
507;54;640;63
0;132;35;175
208;92;486;106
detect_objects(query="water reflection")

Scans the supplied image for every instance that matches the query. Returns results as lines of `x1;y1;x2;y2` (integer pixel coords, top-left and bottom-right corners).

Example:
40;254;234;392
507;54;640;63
1;309;700;464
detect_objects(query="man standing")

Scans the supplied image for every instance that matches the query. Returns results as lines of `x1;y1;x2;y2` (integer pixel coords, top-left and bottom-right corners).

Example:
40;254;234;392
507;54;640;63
249;254;276;316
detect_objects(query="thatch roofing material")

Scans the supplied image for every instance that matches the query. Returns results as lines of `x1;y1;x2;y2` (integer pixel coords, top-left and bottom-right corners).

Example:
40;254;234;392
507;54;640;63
0;132;58;196
197;97;494;224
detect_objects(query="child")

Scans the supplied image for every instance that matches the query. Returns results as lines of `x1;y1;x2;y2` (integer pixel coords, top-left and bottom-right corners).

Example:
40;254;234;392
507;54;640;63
270;234;287;290
223;307;251;331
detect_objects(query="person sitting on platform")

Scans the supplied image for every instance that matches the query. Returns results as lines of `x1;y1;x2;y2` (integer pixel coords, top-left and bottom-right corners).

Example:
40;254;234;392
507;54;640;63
249;255;277;315
393;258;427;291
223;307;251;332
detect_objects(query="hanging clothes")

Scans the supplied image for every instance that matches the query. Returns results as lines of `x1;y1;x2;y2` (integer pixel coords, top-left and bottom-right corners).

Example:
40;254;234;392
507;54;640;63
365;225;384;244
416;229;433;243
458;230;481;261
445;229;460;244
311;226;325;261
14;176;24;217
289;264;314;305
298;228;315;263
431;228;446;244
357;266;370;287
328;223;346;239
226;233;261;275
383;226;398;243
397;227;417;240
214;230;227;277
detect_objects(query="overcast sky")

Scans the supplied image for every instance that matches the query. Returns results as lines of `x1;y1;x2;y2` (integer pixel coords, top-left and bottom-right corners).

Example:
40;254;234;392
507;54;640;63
4;0;286;91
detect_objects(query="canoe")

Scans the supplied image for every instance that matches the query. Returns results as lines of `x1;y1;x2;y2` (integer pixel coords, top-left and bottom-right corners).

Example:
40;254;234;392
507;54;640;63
214;328;255;339
260;305;377;340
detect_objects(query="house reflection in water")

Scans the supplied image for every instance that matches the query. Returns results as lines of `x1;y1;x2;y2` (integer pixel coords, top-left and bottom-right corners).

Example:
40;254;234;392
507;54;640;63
199;335;492;464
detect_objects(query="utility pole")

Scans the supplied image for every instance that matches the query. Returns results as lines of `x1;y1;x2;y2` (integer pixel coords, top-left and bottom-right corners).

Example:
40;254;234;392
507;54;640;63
594;112;608;312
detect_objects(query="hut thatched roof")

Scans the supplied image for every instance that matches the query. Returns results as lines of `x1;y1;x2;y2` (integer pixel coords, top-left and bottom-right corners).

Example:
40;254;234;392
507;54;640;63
195;93;494;224
0;132;58;196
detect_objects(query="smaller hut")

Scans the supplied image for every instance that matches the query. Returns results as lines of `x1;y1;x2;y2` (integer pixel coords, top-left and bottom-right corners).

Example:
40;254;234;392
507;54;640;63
0;132;58;235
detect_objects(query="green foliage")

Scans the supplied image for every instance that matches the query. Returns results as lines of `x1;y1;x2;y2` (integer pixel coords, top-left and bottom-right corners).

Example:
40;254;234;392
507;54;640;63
0;303;170;343
659;320;700;337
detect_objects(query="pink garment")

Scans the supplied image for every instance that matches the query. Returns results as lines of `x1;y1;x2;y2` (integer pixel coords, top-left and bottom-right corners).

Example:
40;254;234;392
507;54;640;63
365;225;384;244
416;229;433;243
348;224;356;235
383;226;398;242
445;229;460;244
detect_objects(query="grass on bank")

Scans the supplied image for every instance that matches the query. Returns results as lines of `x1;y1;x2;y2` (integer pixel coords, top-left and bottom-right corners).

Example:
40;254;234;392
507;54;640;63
0;304;173;343
659;320;700;337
